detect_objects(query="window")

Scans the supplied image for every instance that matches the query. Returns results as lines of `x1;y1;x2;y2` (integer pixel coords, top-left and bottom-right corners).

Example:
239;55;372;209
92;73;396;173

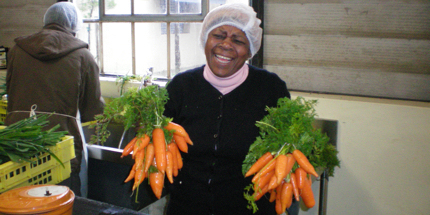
75;0;250;79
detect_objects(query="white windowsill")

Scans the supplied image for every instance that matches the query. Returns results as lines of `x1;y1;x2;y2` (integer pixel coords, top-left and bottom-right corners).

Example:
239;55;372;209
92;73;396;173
99;76;168;99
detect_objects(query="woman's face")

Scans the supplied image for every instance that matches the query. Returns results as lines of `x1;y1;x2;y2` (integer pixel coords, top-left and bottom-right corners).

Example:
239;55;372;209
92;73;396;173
205;25;251;78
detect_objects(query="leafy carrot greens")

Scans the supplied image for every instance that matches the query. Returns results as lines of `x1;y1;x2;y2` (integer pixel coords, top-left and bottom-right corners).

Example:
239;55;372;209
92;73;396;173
243;96;339;176
242;97;340;212
90;85;172;145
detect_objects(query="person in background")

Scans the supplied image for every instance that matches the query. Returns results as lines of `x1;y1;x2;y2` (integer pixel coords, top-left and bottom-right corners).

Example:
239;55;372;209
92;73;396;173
163;3;299;215
5;2;105;196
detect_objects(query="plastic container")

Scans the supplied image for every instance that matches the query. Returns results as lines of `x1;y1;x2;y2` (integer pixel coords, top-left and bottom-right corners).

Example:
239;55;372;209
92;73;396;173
0;136;75;193
0;184;75;214
0;100;6;123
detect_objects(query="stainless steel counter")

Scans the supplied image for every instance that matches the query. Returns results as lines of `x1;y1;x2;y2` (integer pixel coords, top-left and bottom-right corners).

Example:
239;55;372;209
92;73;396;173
84;122;136;165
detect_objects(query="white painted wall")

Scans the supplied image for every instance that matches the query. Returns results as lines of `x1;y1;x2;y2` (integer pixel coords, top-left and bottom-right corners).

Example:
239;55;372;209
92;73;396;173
292;92;430;215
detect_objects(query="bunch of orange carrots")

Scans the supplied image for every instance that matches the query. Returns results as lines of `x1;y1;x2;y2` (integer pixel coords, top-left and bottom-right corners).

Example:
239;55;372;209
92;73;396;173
245;149;318;214
120;122;193;199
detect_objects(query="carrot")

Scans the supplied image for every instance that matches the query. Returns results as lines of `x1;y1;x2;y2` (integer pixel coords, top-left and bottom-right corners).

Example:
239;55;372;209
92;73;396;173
176;151;183;170
149;171;164;199
132;138;140;159
292;149;319;178
268;174;278;190
121;137;137;158
280;182;293;212
132;167;146;191
295;167;307;189
164;122;193;145
284;153;296;176
290;173;300;202
166;151;174;184
254;170;275;192
132;134;150;159
172;154;179;177
275;182;284;214
144;143;155;173
173;134;188;153
276;180;284;200
245;152;273;178
286;188;293;209
301;176;316;208
275;154;288;185
152;157;157;168
134;148;145;172
275;196;283;215
269;189;276;202
124;163;136;183
167;143;179;176
253;184;269;201
252;158;276;183
152;128;166;174
169;142;183;169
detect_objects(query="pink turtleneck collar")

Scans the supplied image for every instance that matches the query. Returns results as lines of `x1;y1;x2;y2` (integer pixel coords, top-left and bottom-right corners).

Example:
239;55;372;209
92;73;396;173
203;64;249;95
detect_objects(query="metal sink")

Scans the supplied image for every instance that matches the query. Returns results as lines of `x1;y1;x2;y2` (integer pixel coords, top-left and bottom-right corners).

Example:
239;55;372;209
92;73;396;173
313;118;338;147
82;123;163;211
83;122;136;165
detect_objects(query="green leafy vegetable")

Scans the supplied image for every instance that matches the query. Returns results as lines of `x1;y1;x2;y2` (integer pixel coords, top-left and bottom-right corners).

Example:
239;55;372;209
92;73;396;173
90;85;171;145
0;114;68;166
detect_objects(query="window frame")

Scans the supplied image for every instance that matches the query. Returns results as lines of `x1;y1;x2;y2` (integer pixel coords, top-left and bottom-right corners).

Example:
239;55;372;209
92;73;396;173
83;0;210;79
248;0;263;68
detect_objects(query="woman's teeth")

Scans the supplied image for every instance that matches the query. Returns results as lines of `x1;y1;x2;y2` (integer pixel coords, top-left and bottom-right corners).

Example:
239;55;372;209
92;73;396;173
215;54;232;63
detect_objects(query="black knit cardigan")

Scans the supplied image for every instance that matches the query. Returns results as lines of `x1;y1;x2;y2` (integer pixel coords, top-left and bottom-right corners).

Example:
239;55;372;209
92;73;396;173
164;64;291;215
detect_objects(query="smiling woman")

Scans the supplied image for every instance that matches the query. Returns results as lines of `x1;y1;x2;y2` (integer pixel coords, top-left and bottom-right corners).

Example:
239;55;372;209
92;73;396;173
163;3;298;215
204;25;251;77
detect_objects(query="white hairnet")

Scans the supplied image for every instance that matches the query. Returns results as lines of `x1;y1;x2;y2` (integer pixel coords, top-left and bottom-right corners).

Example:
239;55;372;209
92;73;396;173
200;3;263;58
43;2;83;33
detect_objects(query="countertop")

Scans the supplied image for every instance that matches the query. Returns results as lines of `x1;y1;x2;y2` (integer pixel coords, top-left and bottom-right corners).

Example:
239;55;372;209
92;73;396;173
73;196;149;215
